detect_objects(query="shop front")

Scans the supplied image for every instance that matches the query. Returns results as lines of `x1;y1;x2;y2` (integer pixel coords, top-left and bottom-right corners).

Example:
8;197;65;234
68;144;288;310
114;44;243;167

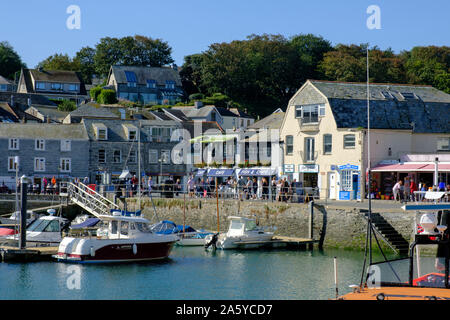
331;164;361;201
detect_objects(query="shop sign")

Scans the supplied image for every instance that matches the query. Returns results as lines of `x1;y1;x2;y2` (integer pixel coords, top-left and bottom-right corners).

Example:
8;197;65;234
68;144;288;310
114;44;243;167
338;164;359;171
284;164;295;173
299;164;319;173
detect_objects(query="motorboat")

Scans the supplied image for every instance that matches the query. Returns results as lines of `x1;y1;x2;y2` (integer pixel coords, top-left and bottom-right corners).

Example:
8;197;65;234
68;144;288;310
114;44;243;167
0;210;40;226
53;213;178;263
0;215;70;247
150;220;214;246
204;216;274;250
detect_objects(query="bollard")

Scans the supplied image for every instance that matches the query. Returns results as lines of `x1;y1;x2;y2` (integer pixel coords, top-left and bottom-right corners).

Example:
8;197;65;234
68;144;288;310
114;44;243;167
19;176;29;249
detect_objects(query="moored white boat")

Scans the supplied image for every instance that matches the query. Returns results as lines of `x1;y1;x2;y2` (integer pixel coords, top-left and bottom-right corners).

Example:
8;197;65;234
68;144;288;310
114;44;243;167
204;216;274;250
54;213;178;263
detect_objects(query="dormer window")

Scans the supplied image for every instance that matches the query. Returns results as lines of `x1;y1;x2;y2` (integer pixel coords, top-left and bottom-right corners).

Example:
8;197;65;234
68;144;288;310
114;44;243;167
381;91;394;99
165;80;175;89
400;92;418;100
93;123;108;140
35;82;46;90
147;79;157;89
296;104;322;124
98;129;107;140
125;71;137;87
51;83;63;90
129;130;137;141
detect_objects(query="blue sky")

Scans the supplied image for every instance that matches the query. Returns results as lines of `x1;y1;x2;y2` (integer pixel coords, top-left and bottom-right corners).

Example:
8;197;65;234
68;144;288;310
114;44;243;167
1;0;449;68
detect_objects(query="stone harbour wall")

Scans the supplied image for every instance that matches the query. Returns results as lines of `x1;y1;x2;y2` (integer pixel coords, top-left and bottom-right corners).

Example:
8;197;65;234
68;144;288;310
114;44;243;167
124;197;417;252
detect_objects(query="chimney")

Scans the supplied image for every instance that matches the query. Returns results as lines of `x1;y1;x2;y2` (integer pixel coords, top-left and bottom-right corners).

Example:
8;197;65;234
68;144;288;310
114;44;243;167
119;108;126;120
194;101;203;109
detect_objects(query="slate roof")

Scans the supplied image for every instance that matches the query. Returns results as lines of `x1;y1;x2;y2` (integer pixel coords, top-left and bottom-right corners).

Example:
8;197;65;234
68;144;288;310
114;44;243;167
248;111;285;130
0;102;41;122
308;80;450;133
229;107;253;119
162;108;191;121
0;92;56;107
26;106;70;123
0;123;89;140
109;65;182;87
148;111;173;121
68;102;119;119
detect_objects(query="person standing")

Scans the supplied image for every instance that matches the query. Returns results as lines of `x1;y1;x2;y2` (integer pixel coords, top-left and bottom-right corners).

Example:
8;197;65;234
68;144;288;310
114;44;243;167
410;179;417;202
404;176;411;203
392;180;402;202
271;177;277;201
238;176;245;201
147;176;153;196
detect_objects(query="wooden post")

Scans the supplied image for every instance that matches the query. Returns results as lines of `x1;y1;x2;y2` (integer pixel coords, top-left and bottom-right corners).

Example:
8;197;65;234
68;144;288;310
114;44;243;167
308;200;314;250
183;191;186;234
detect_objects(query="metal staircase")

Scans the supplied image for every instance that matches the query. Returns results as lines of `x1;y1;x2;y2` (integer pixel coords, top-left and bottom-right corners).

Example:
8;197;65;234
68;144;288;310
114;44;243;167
67;182;119;218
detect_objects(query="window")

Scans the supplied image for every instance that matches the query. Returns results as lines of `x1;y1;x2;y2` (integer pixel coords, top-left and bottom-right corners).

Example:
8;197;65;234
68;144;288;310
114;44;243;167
305;137;315;162
295;106;303;118
150;127;171;142
113;150;121;163
35;139;45;151
437;138;450;152
120;221;129;236
51;83;63;90
129;150;137;163
161;150;170;164
60;158;71;172
129;130;137;141
8;138;19;150
400;92;417;100
0;84;7;91
35;82;45;90
381;91;394;99
286;136;293;155
344;134;356;149
296;104;324;122
61;140;71;152
319;104;326;117
69;84;79;91
341;170;353;191
125;71;137;87
8;157;18;171
97;128;107;140
165;80;175;89
34;158;45;172
323;134;332;154
146;79;156;88
149;150;158;164
98;149;106;163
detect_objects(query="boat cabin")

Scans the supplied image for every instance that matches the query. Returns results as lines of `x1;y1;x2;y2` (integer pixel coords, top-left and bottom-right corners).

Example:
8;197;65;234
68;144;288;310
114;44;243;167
97;214;152;239
226;216;260;237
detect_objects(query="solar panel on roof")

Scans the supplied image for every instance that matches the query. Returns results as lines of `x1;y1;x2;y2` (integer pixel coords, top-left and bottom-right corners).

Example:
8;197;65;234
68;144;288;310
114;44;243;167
124;71;137;82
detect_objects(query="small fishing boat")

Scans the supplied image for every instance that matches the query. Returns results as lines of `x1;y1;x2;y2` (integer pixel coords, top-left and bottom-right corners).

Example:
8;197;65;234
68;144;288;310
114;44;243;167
150;220;213;246
53;212;178;263
204;216;274;250
0;214;70;247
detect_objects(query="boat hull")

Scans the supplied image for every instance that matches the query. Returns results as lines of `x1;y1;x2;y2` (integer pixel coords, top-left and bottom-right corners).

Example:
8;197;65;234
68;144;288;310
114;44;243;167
214;233;274;249
340;286;450;300
54;237;176;263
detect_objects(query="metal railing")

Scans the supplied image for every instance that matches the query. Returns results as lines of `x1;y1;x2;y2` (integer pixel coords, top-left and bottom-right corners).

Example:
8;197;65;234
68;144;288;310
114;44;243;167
68;182;119;217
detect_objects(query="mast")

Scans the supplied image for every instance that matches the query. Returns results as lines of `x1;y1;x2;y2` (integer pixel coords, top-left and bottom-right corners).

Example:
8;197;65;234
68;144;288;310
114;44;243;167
138;121;141;211
367;46;372;265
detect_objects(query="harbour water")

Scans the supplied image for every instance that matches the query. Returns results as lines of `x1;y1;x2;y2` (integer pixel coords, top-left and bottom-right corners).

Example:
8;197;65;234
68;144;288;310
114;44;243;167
0;247;398;300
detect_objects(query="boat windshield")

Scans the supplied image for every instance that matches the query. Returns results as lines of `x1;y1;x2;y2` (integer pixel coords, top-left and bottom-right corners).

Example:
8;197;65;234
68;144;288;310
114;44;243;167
136;222;151;233
230;220;244;231
28;219;51;232
245;220;258;231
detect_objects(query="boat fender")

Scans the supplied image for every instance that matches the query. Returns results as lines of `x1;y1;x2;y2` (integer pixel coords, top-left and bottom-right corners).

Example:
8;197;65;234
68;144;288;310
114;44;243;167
133;243;137;255
376;293;385;301
90;246;95;257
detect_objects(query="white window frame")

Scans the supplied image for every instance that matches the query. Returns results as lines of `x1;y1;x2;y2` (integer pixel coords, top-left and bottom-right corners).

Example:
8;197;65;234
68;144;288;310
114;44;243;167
323;134;332;155
60;140;71;152
97;128;107;140
113;150;122;163
149;149;158;164
8;138;19;150
34;157;45;172
35;139;45;151
285;136;294;155
129;150;137;164
437;137;450;152
60;158;71;172
8;157;19;172
343;134;356;149
305;137;315;162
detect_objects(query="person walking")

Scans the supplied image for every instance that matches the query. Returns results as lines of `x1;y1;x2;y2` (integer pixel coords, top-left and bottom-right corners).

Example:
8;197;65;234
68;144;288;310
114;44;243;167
147;176;153;196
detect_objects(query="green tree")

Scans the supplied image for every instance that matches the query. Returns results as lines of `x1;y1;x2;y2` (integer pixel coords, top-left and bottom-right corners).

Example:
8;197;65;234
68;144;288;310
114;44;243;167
180;54;207;96
37;53;80;71
58;100;76;112
97;89;117;104
74;46;96;84
0;41;26;80
90;86;103;101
